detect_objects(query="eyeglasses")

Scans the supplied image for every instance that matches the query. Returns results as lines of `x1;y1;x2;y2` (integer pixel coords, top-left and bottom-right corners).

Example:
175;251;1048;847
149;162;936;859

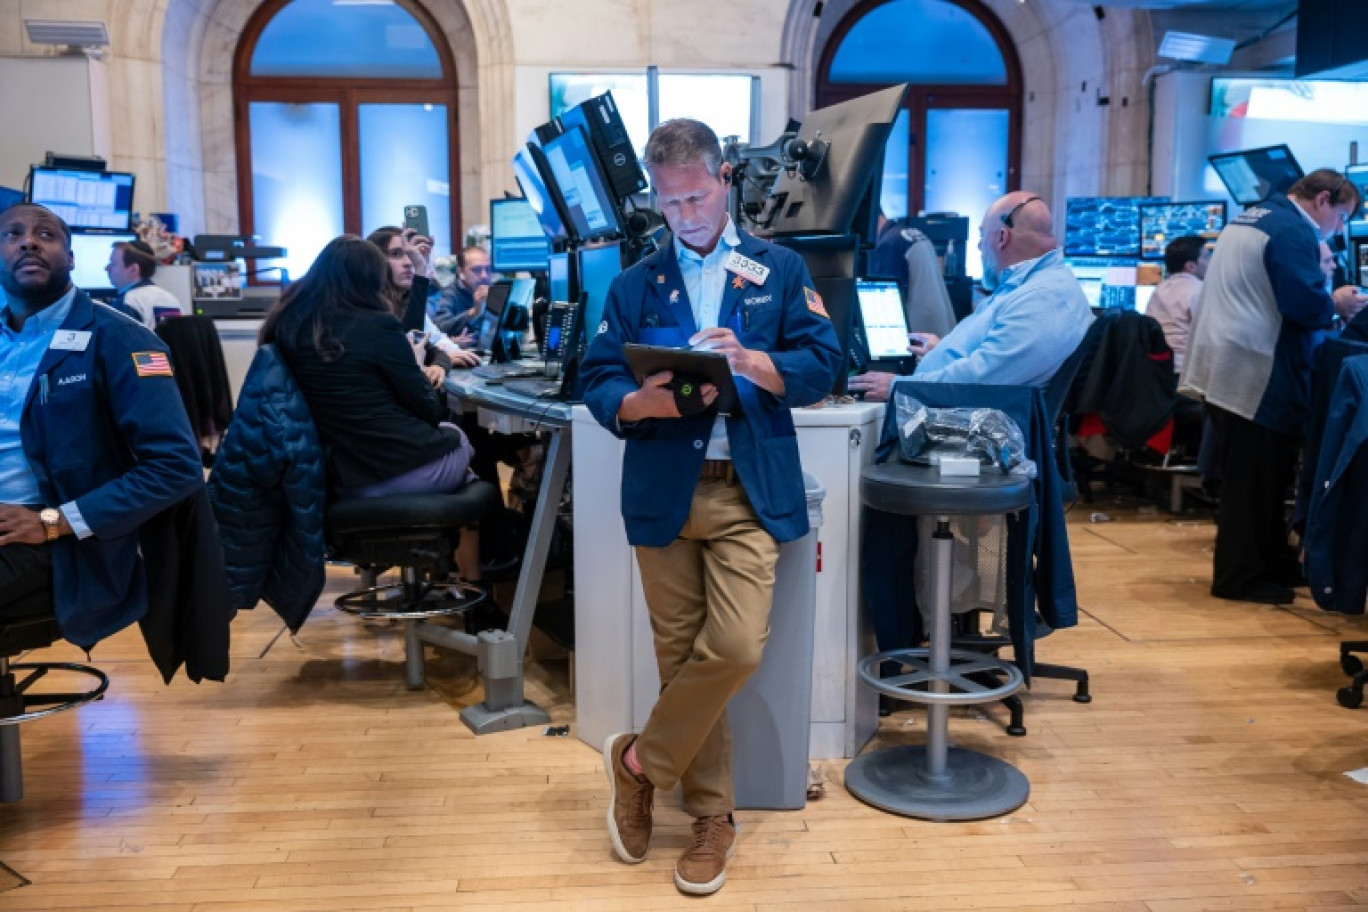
1000;196;1043;229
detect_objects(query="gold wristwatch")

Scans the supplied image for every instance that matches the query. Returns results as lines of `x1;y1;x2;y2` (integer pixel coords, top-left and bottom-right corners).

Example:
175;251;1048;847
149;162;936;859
39;508;63;541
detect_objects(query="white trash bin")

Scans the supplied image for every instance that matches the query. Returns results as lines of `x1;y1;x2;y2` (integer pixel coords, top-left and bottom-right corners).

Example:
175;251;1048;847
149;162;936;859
728;472;825;810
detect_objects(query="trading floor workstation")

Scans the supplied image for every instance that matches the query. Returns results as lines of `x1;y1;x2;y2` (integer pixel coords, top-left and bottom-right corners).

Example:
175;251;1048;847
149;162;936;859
6;5;1368;904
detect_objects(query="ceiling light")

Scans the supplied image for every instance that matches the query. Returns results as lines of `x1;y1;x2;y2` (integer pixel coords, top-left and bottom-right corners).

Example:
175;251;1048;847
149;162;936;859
1158;31;1236;66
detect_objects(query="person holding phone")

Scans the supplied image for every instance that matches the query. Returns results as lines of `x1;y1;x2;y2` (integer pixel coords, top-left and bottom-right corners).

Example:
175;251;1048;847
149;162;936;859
367;226;479;376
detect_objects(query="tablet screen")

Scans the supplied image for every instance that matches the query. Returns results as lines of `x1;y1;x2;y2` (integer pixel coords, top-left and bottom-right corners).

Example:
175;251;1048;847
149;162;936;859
856;278;910;360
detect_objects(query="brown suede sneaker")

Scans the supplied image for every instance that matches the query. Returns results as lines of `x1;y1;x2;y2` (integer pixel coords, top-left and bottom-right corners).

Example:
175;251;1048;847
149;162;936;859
674;814;737;895
603;733;653;863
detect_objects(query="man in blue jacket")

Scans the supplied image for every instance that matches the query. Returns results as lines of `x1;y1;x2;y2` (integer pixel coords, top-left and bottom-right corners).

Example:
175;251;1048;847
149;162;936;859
582;118;841;896
1183;170;1367;604
0;203;205;648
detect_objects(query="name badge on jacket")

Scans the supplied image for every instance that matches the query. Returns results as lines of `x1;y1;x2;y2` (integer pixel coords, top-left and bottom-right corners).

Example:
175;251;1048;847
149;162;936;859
724;252;770;287
50;330;92;352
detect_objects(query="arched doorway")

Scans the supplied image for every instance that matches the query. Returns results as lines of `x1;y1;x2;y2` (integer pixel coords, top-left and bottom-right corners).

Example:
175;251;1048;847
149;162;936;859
817;0;1023;276
233;0;461;278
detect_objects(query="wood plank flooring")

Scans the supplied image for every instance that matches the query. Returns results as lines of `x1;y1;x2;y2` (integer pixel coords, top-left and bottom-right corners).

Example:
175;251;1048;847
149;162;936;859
2;505;1367;910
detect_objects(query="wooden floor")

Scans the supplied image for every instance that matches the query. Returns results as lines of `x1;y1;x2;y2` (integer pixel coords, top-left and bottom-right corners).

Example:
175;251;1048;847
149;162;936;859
3;504;1368;911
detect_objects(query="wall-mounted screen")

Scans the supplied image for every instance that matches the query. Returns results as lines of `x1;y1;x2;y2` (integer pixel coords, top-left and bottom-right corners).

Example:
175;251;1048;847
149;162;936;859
28;167;136;231
1138;201;1227;260
1063;196;1169;258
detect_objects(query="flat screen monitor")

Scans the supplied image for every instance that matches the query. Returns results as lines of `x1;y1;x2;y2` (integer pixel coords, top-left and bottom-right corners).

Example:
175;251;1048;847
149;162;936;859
548;250;573;303
577;241;623;346
28;167;136;231
540;125;623;242
1134;284;1156;315
70;231;136;292
1208;144;1303;205
1138;201;1227;259
1346;164;1368;218
490;198;551;272
1064;196;1169;258
512;145;567;239
762;83;908;238
855;278;909;359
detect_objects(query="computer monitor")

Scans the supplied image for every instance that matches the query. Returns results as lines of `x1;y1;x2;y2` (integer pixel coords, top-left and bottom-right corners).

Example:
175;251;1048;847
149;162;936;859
1346;164;1368;217
512;144;568;240
548;250;574;303
762;83;908;238
1138;201;1228;260
855;278;910;359
70;231;136;293
1064;196;1170;258
28;167;136;231
540;125;623;243
1134;285;1156;315
490;198;551;272
488;277;535;362
1208;145;1304;206
577;241;623;346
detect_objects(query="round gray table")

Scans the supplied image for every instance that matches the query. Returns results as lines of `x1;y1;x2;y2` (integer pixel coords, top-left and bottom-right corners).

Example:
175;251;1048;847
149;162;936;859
846;461;1031;821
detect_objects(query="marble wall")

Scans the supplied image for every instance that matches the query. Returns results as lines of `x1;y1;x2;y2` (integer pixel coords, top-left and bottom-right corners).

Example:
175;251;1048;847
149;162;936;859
1;0;1157;242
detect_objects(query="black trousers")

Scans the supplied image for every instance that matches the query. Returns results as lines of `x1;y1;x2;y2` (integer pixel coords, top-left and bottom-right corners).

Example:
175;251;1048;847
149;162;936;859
1209;406;1300;594
0;542;53;620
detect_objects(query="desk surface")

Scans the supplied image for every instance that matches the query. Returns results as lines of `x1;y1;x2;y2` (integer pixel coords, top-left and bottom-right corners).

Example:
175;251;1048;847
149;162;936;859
444;366;574;428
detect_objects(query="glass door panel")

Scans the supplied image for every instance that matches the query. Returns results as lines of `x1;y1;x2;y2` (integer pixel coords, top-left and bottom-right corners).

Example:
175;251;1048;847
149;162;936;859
924;107;1009;279
359;103;452;257
248;101;344;280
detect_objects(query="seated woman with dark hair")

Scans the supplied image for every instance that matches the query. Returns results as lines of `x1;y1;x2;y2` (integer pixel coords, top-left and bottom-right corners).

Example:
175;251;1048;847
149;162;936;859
259;235;482;577
367;226;479;373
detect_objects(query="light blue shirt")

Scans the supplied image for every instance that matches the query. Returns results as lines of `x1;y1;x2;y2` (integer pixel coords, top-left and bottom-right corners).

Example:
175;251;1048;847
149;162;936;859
0;287;78;505
674;217;741;460
912;248;1093;388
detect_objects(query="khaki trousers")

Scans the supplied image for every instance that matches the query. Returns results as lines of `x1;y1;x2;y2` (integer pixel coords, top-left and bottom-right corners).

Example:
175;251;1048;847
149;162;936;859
632;476;780;817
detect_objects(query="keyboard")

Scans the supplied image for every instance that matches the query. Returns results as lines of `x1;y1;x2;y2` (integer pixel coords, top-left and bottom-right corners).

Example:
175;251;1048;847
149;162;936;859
503;378;566;399
472;362;542;380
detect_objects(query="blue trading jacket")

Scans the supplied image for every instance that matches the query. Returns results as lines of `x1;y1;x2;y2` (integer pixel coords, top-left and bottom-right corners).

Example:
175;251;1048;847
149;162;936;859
19;292;206;647
208;344;327;631
581;229;842;547
864;381;1079;680
1304;355;1368;615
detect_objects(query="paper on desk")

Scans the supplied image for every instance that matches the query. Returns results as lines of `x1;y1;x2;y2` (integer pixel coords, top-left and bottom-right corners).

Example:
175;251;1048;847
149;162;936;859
1343;767;1368;786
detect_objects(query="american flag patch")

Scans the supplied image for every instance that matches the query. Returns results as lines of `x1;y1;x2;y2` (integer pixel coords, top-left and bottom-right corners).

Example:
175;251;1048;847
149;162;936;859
132;351;173;377
804;286;829;319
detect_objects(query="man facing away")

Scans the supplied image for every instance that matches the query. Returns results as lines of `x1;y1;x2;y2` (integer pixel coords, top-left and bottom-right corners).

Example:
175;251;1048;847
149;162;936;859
847;191;1092;401
1183;169;1367;604
581;118;841;896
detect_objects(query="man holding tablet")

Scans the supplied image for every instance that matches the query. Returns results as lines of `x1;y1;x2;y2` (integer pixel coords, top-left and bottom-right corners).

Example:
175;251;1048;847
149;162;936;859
581;118;841;896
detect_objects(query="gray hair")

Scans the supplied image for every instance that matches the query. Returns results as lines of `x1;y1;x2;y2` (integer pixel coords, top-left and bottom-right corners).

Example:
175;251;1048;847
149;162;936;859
642;118;722;177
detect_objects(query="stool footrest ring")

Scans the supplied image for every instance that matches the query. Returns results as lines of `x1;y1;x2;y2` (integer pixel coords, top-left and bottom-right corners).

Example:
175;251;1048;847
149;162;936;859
334;580;486;621
858;648;1024;705
0;662;109;726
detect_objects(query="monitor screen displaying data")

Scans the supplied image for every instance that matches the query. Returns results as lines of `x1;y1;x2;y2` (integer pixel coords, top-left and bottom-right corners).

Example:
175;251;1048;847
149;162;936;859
490;198;551;272
855;278;910;359
1139;201;1227;259
29;168;136;231
1064;196;1169;258
70;231;137;291
541;126;621;242
577;241;623;343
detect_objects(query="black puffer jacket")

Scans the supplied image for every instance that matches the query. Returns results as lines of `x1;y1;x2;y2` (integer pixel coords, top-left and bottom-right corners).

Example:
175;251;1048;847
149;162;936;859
208;344;326;631
1075;309;1177;449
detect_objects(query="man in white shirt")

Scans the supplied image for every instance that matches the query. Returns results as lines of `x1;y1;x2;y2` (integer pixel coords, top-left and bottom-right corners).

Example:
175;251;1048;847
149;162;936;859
105;240;182;328
1146;235;1210;373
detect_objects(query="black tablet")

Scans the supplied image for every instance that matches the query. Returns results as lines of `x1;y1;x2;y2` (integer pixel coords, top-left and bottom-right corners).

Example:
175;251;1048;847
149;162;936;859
622;343;741;415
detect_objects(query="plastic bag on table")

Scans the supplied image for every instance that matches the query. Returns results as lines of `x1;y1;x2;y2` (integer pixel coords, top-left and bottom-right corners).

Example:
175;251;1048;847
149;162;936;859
893;392;1036;477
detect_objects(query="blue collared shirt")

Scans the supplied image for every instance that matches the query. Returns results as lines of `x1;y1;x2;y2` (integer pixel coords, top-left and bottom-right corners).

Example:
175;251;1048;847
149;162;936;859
0;287;78;505
674;217;741;459
913;248;1093;388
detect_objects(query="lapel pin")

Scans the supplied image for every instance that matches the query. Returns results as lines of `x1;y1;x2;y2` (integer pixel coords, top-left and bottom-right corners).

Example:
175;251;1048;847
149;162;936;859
732;275;746;290
657;274;665;284
669;289;680;304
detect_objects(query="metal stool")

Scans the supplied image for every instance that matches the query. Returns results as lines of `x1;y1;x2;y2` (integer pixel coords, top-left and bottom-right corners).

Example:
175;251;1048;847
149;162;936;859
0;611;109;803
846;462;1031;821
